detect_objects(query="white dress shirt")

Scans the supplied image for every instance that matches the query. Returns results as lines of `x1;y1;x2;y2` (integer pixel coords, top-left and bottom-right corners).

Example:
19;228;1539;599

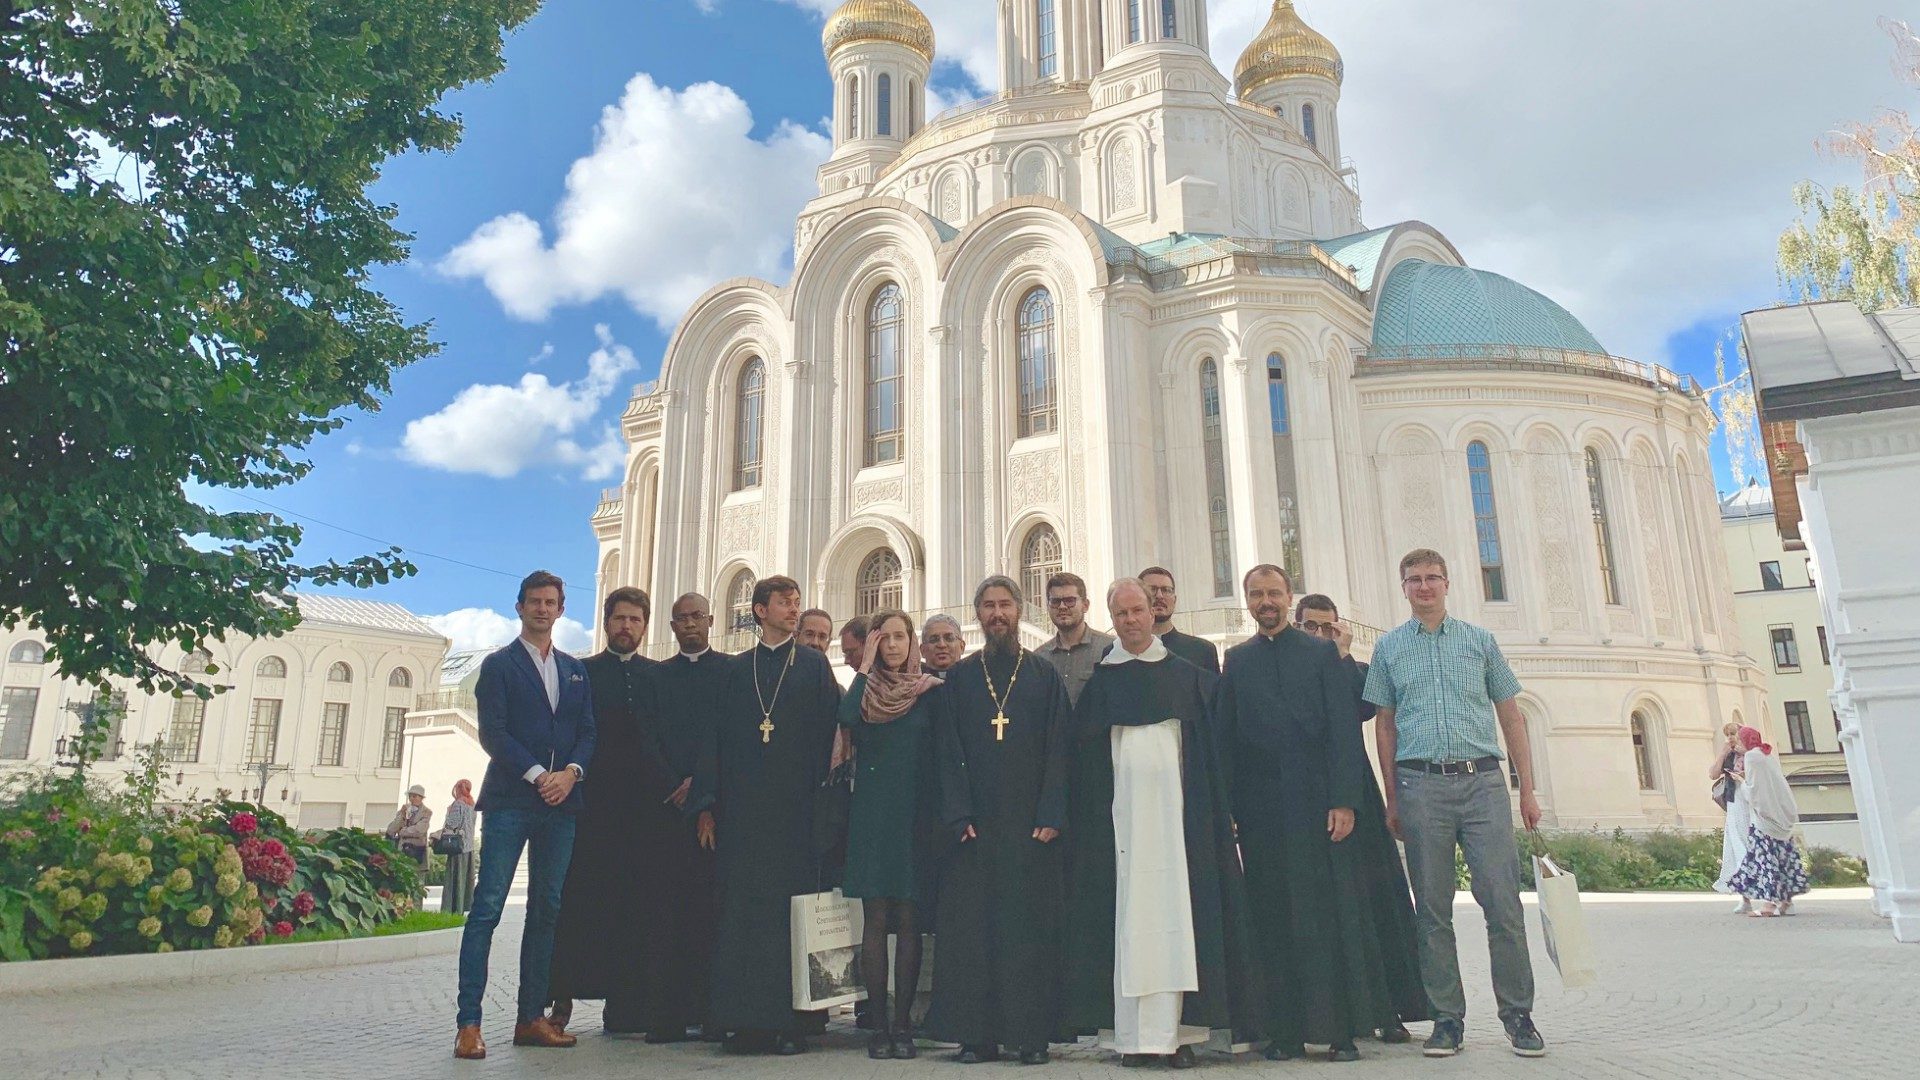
520;637;565;785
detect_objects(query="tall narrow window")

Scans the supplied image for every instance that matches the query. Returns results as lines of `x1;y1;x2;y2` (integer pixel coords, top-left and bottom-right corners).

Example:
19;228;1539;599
866;283;905;465
1020;524;1063;621
877;74;893;136
1;687;38;760
166;696;206;763
316;702;348;767
1467;441;1508;602
727;570;756;635
856;549;903;615
1584;448;1620;605
381;706;406;769
1630;711;1657;791
907;79;920;135
1302;103;1318;149
1784;701;1813;753
1127;0;1142;43
734;357;765;490
1770;626;1801;671
1200;359;1233;598
1759;561;1783;590
1267;353;1302;588
1037;0;1059;77
246;698;282;764
1017;287;1057;437
848;75;861;140
1817;625;1830;665
91;690;126;761
1161;0;1177;39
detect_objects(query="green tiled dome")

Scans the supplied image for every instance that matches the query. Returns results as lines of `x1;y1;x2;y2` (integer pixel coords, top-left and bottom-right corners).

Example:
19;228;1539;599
1371;258;1607;356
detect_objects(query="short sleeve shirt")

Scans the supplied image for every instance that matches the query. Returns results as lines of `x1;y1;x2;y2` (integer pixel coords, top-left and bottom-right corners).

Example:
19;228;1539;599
1362;615;1521;763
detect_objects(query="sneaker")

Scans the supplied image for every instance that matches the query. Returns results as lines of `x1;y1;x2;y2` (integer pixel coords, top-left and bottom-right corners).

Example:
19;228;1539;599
1502;1013;1546;1057
1422;1020;1463;1057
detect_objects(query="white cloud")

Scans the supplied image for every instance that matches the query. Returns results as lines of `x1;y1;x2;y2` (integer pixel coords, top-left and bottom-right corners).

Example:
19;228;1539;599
400;324;637;480
427;607;594;655
440;74;830;326
527;343;554;367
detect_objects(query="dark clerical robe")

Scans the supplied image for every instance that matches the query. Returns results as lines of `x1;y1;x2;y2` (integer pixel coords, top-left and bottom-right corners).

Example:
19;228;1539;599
1340;656;1427;1025
925;648;1073;1051
550;652;681;1024
1159;628;1220;675
693;637;840;1036
1063;648;1263;1049
1213;628;1401;1047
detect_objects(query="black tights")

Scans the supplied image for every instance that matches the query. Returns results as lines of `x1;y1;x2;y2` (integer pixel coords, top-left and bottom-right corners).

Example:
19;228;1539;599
860;898;923;1031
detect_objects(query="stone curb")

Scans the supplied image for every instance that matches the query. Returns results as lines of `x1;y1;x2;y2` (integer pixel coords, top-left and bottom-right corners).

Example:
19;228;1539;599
0;926;462;996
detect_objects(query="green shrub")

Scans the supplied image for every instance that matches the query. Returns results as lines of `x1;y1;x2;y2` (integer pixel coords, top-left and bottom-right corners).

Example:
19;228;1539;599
1805;846;1868;886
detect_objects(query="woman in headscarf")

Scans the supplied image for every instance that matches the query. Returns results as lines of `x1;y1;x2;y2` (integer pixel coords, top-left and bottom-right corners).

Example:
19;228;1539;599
837;608;944;1059
1710;722;1752;912
1723;727;1810;918
436;779;479;914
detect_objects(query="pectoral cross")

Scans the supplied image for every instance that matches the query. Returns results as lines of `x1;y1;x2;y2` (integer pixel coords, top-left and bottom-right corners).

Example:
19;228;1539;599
991;712;1009;742
759;715;775;744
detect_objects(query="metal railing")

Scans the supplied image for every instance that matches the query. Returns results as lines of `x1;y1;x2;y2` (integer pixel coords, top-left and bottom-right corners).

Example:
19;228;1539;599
1105;236;1367;300
413;689;478;715
1359;346;1701;395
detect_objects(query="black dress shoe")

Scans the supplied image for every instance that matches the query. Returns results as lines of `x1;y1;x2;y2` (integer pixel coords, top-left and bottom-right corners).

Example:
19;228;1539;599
723;1032;771;1053
644;1028;693;1044
1379;1023;1412;1044
1263;1042;1305;1061
892;1030;919;1059
1329;1043;1360;1063
697;1025;727;1043
1169;1046;1197;1069
1120;1054;1153;1067
1018;1047;1050;1065
869;1031;894;1060
957;1044;1001;1065
773;1035;807;1056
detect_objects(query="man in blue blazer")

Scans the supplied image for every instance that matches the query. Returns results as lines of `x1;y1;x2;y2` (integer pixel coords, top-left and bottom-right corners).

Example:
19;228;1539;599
454;570;598;1060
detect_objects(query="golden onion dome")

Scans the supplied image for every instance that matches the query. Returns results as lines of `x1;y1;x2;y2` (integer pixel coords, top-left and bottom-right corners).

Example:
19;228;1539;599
1234;0;1344;99
822;0;935;65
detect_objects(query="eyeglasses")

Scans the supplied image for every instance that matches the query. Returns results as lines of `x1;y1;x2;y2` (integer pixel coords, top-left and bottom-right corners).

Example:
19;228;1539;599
1144;585;1176;597
1296;620;1339;636
1045;596;1083;607
669;613;709;623
1401;575;1448;587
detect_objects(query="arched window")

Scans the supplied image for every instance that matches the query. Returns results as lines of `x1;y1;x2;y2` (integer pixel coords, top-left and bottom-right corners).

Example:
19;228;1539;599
1302;102;1317;150
1016;286;1057;437
866;283;905;466
1266;353;1302;588
328;661;353;684
1200;358;1233;598
1036;0;1059;78
180;648;212;674
8;641;46;664
1585;448;1620;605
1467;441;1508;602
1266;352;1290;435
856;549;903;616
726;570;756;635
1127;0;1142;43
907;78;920;135
734;357;765;490
877;73;893;136
388;668;412;689
1630;710;1658;791
848;75;861;140
1020;524;1064;620
256;656;287;679
1160;0;1177;39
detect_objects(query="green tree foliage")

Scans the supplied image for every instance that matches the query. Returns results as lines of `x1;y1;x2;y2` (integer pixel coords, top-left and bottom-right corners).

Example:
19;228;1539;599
0;1;541;693
1777;17;1919;311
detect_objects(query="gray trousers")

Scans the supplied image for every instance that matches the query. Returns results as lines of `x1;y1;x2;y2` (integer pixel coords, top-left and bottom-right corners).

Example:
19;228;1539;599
1394;765;1534;1022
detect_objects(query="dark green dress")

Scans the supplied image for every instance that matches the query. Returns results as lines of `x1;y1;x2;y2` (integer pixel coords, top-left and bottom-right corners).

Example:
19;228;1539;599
839;674;935;904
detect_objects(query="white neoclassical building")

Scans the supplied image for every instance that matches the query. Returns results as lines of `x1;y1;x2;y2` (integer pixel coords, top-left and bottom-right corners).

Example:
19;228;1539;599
592;1;1764;829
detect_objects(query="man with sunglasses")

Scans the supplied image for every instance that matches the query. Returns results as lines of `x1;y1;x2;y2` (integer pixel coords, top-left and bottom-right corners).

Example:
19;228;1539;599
1036;571;1114;707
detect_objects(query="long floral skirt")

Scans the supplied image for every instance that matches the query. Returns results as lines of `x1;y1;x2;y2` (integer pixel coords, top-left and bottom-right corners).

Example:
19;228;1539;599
1724;826;1809;903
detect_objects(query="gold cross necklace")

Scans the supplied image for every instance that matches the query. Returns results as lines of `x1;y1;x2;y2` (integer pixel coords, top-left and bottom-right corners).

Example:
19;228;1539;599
753;635;796;744
982;649;1024;742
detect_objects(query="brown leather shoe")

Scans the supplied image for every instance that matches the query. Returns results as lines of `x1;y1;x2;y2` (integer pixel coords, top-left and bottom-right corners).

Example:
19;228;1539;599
547;1000;572;1034
513;1016;578;1048
454;1025;486;1060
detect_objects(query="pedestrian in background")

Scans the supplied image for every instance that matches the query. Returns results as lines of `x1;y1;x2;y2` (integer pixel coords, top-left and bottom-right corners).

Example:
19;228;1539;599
1724;726;1809;919
387;785;433;869
437;779;479;914
1710;723;1751;913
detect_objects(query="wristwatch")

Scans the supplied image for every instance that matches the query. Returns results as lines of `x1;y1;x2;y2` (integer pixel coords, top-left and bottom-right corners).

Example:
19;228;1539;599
566;763;584;781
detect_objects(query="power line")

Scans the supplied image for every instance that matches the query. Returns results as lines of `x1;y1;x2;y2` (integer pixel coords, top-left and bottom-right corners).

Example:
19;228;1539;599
230;493;522;580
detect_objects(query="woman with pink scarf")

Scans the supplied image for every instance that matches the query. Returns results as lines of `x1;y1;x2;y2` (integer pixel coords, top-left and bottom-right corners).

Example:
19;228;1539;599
1723;727;1810;917
837;609;945;1060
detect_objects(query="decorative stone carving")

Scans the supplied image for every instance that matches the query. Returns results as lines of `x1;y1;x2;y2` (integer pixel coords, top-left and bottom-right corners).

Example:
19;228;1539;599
1395;432;1441;550
718;503;761;557
854;477;905;510
1528;436;1581;615
1483;607;1522;631
939;173;962;221
1008;451;1060;509
1608;608;1637;634
1110;137;1137;211
1631;451;1676;626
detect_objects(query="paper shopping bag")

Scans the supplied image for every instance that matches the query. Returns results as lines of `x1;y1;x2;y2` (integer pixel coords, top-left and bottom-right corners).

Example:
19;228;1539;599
791;889;866;1011
1532;854;1597;988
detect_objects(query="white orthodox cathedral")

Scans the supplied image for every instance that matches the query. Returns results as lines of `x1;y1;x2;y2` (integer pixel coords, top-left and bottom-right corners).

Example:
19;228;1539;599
592;1;1764;830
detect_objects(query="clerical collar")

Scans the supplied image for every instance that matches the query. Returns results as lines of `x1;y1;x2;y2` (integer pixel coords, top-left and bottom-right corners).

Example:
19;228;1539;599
611;647;639;662
678;647;711;662
1101;636;1168;665
757;634;794;653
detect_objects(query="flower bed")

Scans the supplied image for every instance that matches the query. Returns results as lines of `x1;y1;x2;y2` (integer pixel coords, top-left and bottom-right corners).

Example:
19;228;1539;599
0;752;423;961
1451;827;1870;892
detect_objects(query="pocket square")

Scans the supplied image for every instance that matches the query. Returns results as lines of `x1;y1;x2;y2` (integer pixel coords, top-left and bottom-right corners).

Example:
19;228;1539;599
568;673;584;682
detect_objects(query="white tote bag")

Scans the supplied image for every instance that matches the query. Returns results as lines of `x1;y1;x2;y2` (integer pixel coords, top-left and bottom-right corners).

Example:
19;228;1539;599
1531;855;1597;988
790;889;867;1011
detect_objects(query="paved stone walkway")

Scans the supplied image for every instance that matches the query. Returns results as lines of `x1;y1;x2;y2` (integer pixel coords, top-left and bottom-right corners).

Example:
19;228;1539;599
5;891;1911;1079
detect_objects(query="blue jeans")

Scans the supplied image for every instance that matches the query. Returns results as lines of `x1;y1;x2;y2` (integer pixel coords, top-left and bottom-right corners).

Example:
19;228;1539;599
455;806;576;1028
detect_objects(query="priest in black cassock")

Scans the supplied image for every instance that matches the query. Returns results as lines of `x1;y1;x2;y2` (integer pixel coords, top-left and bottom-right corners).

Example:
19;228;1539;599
926;576;1074;1066
690;575;841;1055
1063;579;1263;1068
1294;593;1426;1042
548;587;680;1036
1139;566;1221;674
1214;565;1401;1064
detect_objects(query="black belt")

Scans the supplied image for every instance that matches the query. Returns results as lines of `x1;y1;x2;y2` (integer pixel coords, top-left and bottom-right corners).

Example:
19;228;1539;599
1398;755;1502;776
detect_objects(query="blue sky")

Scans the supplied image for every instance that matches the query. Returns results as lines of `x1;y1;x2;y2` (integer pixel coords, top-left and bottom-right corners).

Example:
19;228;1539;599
219;1;1909;648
